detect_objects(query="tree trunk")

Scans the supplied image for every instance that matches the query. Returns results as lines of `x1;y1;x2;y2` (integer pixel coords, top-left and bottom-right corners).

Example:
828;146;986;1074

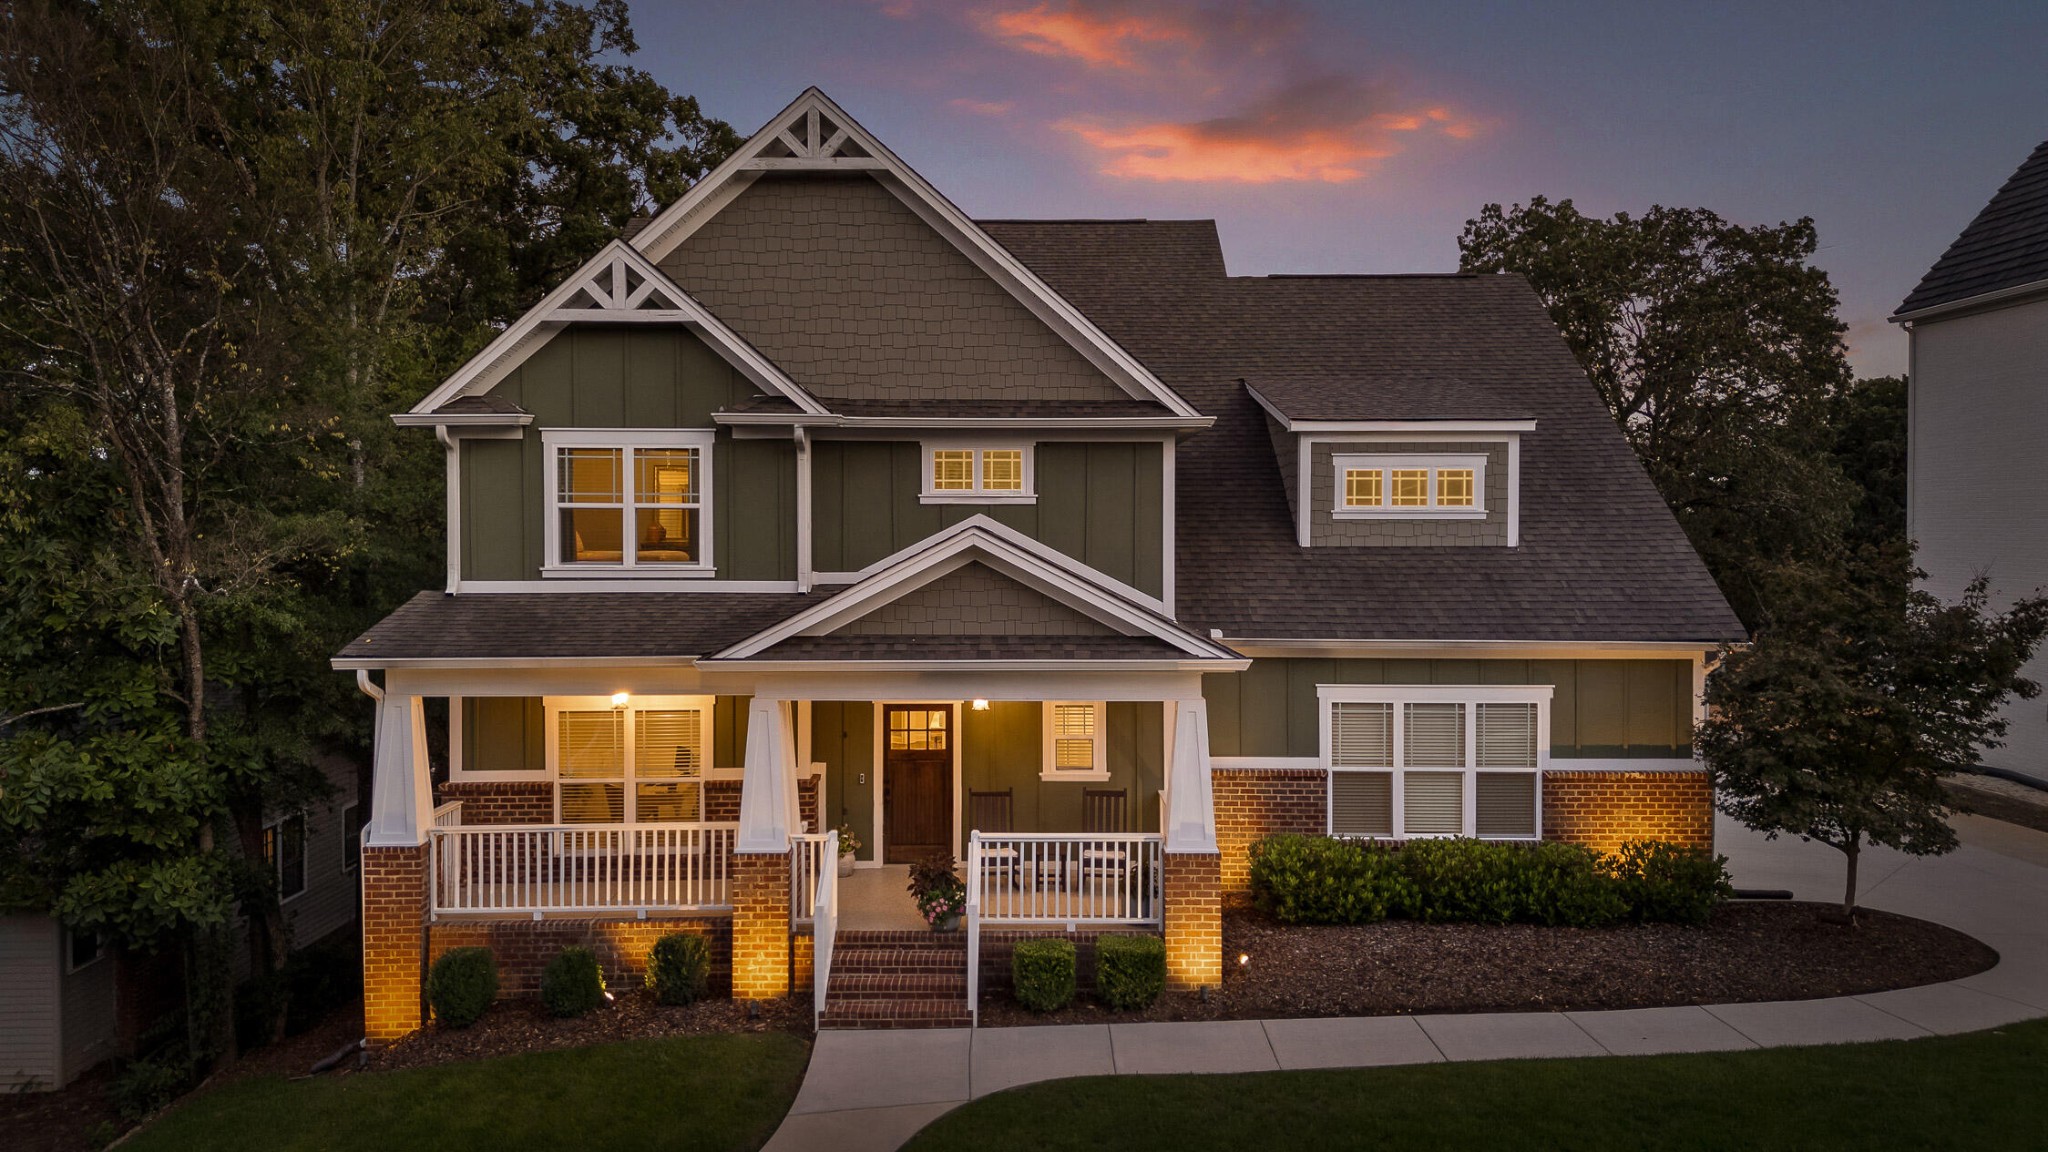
1841;837;1861;922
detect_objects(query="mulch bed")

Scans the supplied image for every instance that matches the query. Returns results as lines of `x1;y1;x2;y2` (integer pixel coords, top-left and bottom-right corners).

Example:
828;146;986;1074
977;901;1999;1027
366;989;810;1074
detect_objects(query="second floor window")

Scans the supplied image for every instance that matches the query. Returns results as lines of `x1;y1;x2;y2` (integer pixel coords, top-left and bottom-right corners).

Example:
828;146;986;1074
923;444;1034;502
1333;453;1485;518
544;431;714;572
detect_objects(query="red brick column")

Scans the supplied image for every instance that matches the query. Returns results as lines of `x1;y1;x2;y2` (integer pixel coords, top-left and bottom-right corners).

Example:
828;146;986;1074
1161;852;1222;991
1542;770;1714;855
361;843;430;1042
731;852;792;999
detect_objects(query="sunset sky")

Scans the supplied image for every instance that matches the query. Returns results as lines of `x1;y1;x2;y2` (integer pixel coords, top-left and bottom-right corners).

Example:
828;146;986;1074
630;1;2048;378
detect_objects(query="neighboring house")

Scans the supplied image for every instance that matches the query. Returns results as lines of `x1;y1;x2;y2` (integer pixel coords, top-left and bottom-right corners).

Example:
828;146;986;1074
0;755;359;1091
336;88;1742;1039
1895;138;2048;786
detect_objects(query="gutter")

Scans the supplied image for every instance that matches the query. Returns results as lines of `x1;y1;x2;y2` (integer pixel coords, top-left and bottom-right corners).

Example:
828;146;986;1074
1890;276;2048;324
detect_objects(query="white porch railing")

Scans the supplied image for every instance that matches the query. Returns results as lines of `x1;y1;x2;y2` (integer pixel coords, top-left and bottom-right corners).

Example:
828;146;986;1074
965;831;1166;1023
431;799;464;828
791;832;831;923
811;831;839;1029
428;822;738;917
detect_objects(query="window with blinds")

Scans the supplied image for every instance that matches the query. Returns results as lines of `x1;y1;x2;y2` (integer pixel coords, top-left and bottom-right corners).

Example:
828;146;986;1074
1476;703;1538;768
634;708;705;823
1331;771;1393;837
1403;703;1465;767
553;702;708;825
1330;702;1393;767
1476;772;1537;837
1323;690;1546;840
1045;702;1105;775
1403;771;1465;835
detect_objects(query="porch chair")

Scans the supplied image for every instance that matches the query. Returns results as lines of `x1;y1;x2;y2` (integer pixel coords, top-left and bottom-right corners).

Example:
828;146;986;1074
968;788;1021;888
1077;788;1132;883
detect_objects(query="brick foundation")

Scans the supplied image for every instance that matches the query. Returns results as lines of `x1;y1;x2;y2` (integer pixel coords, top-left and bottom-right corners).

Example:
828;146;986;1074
361;843;430;1042
973;929;1154;995
1161;852;1222;990
427;917;731;1000
792;929;814;992
1213;768;1328;893
435;781;552;825
731;852;792;999
1542;770;1713;854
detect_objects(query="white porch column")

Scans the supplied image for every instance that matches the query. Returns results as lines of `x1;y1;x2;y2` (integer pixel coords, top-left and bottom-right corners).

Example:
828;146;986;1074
738;697;796;853
365;692;432;848
1164;697;1218;853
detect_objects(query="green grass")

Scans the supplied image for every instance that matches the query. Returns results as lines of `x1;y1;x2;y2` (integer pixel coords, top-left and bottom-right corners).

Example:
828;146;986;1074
907;1019;2048;1152
126;1033;809;1152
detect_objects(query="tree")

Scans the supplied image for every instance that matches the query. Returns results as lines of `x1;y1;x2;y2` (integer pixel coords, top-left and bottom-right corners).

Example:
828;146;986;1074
1829;375;1908;555
1458;198;1856;630
1697;564;2048;918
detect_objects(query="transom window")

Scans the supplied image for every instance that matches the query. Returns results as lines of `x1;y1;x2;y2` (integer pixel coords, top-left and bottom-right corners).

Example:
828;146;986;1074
542;430;714;573
887;707;950;751
545;696;710;824
1320;686;1550;840
922;444;1034;502
1335;454;1486;518
1042;701;1109;780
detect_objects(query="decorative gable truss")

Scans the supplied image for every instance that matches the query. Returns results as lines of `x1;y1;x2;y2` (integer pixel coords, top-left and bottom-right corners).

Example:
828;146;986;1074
404;240;829;418
748;103;881;169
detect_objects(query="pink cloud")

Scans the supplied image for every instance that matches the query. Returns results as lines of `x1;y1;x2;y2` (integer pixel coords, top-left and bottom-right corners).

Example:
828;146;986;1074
951;97;1017;116
981;3;1196;70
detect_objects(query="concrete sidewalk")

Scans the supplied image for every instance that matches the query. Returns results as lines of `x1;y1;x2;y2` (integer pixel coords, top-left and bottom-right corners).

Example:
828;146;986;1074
763;814;2048;1152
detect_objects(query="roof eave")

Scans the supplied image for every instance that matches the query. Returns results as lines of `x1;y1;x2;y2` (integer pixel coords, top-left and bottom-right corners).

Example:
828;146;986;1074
1891;275;2048;324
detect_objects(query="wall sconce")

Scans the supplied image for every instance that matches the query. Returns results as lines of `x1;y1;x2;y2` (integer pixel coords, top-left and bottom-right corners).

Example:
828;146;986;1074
610;692;630;709
971;699;990;711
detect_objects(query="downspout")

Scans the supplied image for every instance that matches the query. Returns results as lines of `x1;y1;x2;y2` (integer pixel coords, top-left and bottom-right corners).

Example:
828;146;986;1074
794;424;812;594
436;426;460;595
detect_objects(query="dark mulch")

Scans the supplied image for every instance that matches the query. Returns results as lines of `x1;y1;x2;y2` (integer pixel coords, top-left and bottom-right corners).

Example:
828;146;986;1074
978;901;1999;1027
367;989;810;1074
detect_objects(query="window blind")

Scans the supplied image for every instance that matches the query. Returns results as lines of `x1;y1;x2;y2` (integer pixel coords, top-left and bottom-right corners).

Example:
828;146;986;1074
1403;771;1464;835
1475;703;1538;768
560;782;624;824
1404;703;1465;767
1476;772;1537;838
635;710;704;778
1331;771;1393;837
1331;702;1394;768
558;711;624;779
1051;703;1097;771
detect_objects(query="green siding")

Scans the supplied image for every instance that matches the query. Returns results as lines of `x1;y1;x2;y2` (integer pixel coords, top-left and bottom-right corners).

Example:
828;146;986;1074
811;701;874;853
458;327;795;581
1202;659;1695;759
810;441;1164;597
713;695;750;769
959;702;1162;837
461;697;545;774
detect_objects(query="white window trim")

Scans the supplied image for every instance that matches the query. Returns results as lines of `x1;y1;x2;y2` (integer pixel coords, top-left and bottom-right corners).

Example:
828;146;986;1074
542;694;714;824
448;695;548;783
1041;700;1110;782
66;929;103;974
1332;453;1488;519
541;428;716;577
920;441;1037;504
341;802;362;873
264;812;308;903
1317;684;1551;840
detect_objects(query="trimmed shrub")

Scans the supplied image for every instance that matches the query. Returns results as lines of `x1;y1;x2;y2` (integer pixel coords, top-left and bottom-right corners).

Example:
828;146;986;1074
1398;838;1522;924
110;1055;193;1121
1515;842;1628;928
1095;934;1166;1010
1614;840;1732;925
540;945;607;1017
426;946;499;1028
645;932;712;1006
1248;834;1413;924
1011;938;1077;1012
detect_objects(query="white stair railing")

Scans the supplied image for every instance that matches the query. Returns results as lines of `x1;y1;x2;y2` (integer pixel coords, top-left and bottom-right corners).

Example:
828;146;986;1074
791;832;831;923
428;822;737;917
966;833;982;1025
811;831;838;1029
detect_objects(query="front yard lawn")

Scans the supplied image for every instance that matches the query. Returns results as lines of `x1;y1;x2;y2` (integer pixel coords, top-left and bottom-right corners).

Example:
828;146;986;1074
907;1019;2048;1151
124;1032;808;1152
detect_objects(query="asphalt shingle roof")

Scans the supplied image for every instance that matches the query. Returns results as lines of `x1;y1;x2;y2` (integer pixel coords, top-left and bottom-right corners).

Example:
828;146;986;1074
1898;139;2048;315
336;592;819;662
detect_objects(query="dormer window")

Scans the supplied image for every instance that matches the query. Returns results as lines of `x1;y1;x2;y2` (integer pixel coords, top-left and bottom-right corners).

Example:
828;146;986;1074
1335;454;1486;519
542;429;715;575
922;443;1035;503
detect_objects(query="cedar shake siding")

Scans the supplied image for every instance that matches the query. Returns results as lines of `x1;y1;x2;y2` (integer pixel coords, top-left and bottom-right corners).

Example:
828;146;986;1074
661;174;1129;406
840;563;1115;636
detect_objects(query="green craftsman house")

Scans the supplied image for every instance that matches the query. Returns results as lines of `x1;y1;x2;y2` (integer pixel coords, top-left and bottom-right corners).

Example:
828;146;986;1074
336;88;1743;1037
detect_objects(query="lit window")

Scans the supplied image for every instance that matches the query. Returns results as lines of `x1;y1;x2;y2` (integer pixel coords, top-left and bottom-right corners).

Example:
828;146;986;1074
922;444;1035;501
545;432;713;572
1331;454;1487;519
1042;702;1108;779
1438;468;1475;507
1343;468;1382;508
547;697;710;825
1322;688;1546;840
1390;469;1430;507
887;707;950;751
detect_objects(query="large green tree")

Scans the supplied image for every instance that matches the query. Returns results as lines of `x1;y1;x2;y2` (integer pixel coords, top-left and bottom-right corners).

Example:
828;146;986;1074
0;0;734;1065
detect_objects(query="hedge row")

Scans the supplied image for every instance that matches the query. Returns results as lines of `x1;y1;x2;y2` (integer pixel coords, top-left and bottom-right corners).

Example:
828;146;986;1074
1011;933;1167;1012
1247;835;1731;927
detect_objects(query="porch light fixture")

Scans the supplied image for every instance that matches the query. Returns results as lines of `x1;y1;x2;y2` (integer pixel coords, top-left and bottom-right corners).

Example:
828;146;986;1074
610;692;630;709
971;699;990;711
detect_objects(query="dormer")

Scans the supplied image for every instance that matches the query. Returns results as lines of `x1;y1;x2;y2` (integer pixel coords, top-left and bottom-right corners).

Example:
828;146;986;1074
1248;379;1533;548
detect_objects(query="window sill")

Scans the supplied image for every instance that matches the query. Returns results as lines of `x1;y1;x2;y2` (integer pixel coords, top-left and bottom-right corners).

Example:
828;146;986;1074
1039;769;1113;783
1332;508;1488;521
541;565;717;579
919;493;1037;505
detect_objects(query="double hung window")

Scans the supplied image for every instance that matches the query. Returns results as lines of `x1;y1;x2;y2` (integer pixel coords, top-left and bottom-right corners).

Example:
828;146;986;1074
546;697;711;824
1322;686;1548;839
922;444;1034;502
544;430;713;572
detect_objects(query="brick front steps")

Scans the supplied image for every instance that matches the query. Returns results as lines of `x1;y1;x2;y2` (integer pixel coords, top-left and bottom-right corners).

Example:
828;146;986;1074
818;930;972;1029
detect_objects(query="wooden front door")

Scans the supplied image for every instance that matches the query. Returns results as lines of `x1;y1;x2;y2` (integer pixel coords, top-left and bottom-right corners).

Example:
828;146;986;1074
883;705;953;864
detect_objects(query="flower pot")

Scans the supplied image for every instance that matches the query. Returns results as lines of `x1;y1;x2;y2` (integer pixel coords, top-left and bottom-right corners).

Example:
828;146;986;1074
933;911;961;932
837;854;855;877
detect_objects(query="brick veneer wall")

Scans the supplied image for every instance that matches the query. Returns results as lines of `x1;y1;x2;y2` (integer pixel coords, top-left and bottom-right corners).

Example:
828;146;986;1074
1213;769;1327;893
427;917;732;999
792;928;814;993
974;929;1154;995
361;844;430;1042
438;775;818;831
1542;770;1714;854
731;852;792;999
1161;853;1222;990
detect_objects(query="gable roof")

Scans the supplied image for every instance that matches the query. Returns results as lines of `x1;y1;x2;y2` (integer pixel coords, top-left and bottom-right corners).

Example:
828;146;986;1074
980;220;1745;645
627;88;1204;420
1897;138;2048;318
706;515;1240;663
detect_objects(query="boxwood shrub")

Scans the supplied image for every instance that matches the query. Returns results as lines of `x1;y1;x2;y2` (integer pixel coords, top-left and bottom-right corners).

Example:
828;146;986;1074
1011;938;1077;1012
645;932;712;1005
1095;934;1166;1010
426;946;499;1028
540;945;607;1018
1247;834;1728;928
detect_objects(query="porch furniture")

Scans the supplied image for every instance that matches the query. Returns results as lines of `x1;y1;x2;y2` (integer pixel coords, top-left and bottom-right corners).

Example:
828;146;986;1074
1079;788;1132;881
968;788;1021;887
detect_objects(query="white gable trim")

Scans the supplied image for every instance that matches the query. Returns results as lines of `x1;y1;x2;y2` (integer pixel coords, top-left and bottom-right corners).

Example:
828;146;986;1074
710;516;1235;661
407;241;829;418
631;87;1202;420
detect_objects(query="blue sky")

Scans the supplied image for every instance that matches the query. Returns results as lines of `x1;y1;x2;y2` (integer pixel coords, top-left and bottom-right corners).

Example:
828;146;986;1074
627;1;2048;378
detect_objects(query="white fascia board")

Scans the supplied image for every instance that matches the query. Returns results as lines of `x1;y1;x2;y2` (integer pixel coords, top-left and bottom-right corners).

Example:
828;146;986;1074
696;658;1246;674
1223;638;1728;659
391;412;534;429
630;87;1202;420
331;655;703;671
1247;381;1536;434
1890;276;2048;324
1317;682;1554;704
713;412;1212;432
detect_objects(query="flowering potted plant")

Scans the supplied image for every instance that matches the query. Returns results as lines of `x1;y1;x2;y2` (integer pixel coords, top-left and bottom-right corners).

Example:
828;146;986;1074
907;852;966;931
835;825;862;876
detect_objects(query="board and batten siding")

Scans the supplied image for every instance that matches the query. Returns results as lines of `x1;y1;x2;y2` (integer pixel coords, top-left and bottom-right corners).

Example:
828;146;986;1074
1204;658;1695;760
810;440;1164;597
458;326;797;582
1909;296;2048;778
